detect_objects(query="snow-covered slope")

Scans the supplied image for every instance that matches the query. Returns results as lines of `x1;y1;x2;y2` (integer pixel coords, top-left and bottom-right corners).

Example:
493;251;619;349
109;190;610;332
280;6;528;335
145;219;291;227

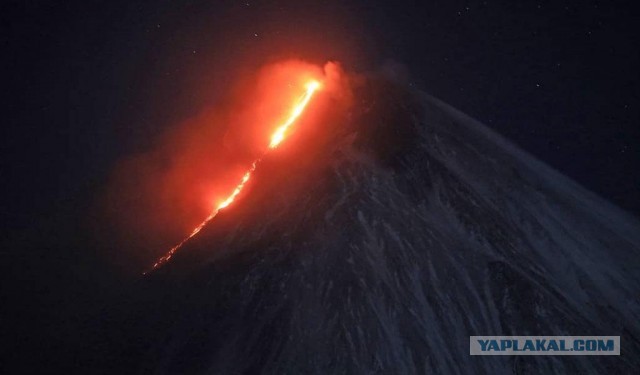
107;79;640;374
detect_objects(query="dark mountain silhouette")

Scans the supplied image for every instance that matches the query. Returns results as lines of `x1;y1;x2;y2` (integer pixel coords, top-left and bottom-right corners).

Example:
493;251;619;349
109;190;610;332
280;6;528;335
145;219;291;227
90;77;640;374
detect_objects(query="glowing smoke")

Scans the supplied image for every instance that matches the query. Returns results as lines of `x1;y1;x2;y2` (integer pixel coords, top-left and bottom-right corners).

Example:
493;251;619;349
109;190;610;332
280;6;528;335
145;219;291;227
103;60;348;271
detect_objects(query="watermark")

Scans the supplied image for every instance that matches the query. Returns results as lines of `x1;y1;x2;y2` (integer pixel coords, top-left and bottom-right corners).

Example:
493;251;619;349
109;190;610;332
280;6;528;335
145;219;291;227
470;336;620;355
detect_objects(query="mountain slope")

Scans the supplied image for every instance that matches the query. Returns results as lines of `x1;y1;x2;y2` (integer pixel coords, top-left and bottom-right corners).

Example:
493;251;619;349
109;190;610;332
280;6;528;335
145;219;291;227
107;78;640;374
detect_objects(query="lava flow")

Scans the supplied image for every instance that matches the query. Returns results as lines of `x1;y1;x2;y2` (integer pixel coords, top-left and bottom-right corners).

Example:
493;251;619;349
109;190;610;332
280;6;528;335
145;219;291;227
146;80;321;273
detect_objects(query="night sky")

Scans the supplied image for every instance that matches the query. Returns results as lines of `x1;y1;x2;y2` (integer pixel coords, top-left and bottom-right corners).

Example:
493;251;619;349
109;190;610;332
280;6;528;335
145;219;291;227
2;0;638;370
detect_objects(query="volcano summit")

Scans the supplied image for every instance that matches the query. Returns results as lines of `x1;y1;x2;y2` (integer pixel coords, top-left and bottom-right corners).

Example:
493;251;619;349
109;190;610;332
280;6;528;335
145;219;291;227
96;77;640;374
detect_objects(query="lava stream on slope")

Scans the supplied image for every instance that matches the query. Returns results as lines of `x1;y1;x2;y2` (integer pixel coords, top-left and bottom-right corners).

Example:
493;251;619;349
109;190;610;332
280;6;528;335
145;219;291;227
146;80;322;273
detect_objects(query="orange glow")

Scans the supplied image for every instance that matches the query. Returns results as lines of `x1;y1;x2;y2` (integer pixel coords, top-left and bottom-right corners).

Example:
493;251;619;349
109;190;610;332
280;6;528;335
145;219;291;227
218;168;253;209
146;79;321;273
269;80;321;148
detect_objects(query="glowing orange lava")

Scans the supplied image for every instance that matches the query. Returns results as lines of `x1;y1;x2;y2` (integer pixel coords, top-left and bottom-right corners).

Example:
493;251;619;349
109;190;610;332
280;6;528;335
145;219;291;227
146;79;321;273
269;80;321;148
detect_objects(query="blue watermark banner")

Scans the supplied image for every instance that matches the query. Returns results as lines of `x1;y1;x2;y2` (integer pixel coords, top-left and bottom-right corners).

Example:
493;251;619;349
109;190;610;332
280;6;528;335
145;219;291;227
470;336;620;355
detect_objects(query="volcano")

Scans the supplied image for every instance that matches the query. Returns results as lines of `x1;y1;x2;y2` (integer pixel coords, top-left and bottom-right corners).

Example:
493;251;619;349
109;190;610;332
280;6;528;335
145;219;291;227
94;77;640;374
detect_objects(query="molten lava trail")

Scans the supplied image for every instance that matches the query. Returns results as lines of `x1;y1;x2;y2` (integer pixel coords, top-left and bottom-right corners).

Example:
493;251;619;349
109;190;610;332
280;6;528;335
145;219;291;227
146;80;321;273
